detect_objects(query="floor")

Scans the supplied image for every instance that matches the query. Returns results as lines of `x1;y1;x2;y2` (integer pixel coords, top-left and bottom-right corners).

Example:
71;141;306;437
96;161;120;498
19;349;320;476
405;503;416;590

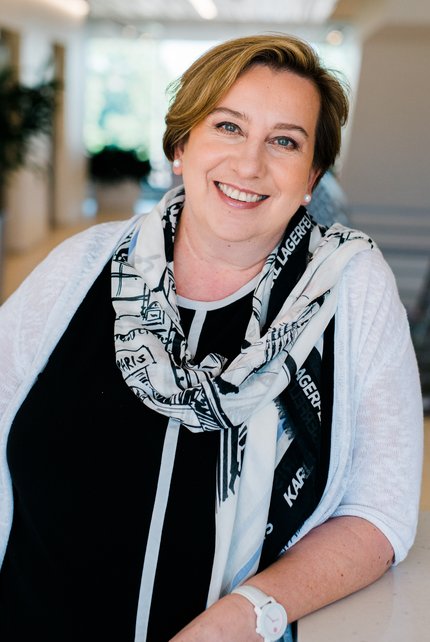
1;215;429;510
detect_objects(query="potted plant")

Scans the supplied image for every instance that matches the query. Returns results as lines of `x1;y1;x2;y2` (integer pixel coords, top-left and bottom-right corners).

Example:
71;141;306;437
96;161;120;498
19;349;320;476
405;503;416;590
0;66;59;298
0;67;58;203
88;145;151;216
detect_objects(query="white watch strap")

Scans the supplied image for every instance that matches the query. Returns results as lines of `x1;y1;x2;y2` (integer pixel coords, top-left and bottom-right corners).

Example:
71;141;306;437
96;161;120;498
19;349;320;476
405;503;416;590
231;584;274;609
232;584;288;642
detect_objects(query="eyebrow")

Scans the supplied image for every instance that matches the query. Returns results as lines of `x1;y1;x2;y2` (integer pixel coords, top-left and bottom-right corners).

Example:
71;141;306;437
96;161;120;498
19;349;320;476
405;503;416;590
210;106;310;139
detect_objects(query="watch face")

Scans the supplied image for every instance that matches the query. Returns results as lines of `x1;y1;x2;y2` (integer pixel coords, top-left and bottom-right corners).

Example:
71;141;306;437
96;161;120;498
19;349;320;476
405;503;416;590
259;602;288;641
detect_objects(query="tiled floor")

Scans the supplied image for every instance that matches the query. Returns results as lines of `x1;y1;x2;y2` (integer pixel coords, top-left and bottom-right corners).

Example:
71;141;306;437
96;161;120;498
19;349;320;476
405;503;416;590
1;215;429;510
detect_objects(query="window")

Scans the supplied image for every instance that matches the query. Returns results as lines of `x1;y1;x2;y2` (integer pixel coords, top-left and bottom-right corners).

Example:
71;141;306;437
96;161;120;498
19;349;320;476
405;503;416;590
84;33;359;189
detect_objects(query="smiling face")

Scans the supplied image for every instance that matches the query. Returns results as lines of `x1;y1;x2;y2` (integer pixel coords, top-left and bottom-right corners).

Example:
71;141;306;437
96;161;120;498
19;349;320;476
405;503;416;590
174;64;321;257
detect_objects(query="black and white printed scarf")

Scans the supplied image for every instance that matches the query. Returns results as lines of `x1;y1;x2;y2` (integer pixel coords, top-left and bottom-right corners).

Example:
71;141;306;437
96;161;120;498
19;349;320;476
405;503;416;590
111;186;373;601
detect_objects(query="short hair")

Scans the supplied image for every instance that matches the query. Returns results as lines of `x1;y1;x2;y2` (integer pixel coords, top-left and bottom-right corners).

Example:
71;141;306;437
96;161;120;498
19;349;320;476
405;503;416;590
163;33;349;178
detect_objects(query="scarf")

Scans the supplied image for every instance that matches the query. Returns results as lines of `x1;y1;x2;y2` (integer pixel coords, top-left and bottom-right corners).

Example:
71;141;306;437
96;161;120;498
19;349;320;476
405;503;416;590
111;186;373;601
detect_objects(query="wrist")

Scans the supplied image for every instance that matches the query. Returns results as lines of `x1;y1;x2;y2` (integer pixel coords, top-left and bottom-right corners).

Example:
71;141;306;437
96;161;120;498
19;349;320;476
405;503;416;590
227;593;263;641
231;584;288;642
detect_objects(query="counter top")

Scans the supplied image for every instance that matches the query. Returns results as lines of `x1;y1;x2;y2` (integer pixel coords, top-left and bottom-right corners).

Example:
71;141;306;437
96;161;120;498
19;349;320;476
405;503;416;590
298;512;430;641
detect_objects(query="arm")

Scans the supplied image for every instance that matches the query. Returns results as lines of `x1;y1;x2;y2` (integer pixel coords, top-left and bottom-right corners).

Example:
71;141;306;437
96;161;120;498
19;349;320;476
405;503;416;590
171;515;393;641
0;279;29;419
171;251;422;641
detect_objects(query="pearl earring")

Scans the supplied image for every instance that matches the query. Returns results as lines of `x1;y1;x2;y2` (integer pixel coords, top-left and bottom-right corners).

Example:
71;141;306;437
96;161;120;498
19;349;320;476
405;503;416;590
303;194;312;204
173;159;182;168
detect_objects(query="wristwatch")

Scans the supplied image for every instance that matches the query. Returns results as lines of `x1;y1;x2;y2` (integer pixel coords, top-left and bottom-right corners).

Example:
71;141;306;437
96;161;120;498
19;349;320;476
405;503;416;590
231;584;288;641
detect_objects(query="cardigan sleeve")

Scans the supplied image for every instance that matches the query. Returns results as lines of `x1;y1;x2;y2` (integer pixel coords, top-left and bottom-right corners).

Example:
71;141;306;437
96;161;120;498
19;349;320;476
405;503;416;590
0;279;28;422
332;249;424;563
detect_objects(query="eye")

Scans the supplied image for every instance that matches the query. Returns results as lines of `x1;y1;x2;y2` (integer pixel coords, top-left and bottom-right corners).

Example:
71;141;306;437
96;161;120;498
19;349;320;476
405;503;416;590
215;121;241;135
272;136;299;150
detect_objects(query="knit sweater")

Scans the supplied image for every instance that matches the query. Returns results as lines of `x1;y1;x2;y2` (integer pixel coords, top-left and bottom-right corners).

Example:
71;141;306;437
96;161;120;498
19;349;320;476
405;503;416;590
0;215;424;578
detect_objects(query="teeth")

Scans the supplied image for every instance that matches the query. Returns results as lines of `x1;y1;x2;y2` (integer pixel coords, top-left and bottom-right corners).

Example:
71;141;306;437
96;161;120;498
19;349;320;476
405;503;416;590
217;182;267;203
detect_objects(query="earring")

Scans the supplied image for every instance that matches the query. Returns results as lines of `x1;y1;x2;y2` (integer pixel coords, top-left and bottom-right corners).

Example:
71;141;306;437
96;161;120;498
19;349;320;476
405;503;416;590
173;159;182;168
303;194;312;204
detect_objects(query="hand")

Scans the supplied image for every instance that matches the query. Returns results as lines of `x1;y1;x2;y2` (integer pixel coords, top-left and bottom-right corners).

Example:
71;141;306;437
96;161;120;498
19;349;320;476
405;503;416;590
169;593;260;642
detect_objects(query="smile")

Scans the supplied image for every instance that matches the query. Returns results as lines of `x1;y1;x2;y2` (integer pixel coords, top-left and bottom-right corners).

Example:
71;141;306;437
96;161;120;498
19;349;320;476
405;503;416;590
215;181;269;203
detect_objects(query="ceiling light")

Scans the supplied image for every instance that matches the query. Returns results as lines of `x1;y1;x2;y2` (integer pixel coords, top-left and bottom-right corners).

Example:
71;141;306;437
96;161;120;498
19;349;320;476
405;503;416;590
187;0;218;21
40;0;90;18
326;29;344;46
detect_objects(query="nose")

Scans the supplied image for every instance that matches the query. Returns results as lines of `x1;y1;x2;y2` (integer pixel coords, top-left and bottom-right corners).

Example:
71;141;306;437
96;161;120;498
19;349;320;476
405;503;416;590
230;138;265;179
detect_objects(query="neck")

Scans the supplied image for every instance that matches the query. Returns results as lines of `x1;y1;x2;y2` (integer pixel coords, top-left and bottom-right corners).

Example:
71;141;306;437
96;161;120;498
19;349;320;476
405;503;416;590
173;219;272;302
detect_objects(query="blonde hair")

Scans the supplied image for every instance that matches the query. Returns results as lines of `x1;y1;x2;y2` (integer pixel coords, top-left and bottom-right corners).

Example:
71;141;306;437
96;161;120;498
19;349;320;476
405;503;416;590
163;34;349;177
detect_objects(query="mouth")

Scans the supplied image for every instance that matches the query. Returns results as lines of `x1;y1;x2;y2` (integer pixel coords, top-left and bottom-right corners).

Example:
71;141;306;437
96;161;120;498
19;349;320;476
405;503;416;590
215;181;269;204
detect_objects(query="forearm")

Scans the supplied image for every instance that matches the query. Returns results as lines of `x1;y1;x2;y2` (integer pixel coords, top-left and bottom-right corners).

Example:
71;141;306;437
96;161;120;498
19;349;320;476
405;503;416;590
171;515;394;641
245;515;394;622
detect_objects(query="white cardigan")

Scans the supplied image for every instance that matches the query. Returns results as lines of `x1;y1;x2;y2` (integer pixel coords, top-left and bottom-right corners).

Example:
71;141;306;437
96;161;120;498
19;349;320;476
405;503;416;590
0;217;424;573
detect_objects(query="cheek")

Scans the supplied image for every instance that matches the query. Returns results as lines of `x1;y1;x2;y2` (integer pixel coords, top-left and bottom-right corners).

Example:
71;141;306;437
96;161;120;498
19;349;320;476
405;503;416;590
183;141;216;170
273;166;308;194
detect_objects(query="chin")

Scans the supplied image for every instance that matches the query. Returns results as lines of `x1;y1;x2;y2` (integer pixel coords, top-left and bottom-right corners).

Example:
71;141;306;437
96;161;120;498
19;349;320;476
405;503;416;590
211;223;256;244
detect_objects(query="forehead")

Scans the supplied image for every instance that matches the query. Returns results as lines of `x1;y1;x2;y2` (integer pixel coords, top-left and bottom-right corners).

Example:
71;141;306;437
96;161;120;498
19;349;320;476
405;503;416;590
222;64;319;103
213;64;320;127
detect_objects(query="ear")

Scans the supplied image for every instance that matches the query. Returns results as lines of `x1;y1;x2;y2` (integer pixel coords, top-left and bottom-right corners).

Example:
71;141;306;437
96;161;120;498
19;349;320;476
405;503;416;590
172;158;183;175
172;143;185;176
307;166;321;193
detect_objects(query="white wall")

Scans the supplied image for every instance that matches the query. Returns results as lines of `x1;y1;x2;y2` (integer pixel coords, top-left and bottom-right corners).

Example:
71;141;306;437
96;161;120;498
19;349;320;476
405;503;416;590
0;0;88;251
338;19;430;311
340;26;430;209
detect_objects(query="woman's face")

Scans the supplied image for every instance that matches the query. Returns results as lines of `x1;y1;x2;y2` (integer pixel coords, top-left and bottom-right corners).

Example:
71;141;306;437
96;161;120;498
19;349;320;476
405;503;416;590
174;64;321;252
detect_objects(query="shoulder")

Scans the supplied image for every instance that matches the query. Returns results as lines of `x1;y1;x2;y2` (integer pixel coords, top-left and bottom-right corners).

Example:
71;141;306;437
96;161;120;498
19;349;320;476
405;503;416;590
43;217;139;269
0;216;142;381
0;216;140;335
336;242;414;381
13;217;139;297
342;244;397;291
339;244;405;325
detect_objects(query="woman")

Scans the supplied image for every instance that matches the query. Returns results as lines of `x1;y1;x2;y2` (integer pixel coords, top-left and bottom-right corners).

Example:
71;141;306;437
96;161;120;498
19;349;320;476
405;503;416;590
0;34;423;642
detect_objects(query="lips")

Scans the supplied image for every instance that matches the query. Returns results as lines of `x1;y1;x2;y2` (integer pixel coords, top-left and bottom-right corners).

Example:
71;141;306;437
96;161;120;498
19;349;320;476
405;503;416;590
215;181;269;203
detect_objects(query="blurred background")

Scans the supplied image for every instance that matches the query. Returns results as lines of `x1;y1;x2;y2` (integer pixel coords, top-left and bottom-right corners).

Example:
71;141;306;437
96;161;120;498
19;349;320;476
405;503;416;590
0;0;429;427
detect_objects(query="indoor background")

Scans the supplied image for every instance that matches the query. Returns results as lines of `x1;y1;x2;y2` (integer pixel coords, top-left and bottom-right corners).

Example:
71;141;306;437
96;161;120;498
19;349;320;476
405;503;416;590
0;0;428;507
